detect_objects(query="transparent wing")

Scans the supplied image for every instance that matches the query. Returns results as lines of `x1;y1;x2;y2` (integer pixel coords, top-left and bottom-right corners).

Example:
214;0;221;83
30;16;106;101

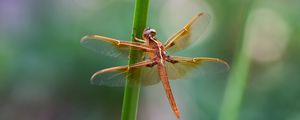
140;65;161;85
166;56;229;80
164;12;210;53
90;60;160;87
81;35;152;58
91;66;128;87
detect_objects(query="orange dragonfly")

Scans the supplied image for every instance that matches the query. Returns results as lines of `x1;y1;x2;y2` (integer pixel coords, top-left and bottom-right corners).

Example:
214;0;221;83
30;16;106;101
81;12;229;118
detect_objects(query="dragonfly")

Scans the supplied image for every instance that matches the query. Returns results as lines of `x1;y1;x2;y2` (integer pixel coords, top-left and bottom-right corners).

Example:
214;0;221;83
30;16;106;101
81;12;229;119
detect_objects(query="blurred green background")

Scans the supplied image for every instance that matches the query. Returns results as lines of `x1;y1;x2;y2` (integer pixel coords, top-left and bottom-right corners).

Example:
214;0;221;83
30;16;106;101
1;0;300;120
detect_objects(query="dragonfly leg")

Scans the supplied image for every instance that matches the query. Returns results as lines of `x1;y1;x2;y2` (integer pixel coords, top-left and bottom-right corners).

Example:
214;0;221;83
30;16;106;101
135;38;145;43
133;31;145;43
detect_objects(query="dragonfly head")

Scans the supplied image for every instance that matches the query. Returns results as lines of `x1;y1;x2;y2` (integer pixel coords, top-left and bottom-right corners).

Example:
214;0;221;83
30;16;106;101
143;27;157;38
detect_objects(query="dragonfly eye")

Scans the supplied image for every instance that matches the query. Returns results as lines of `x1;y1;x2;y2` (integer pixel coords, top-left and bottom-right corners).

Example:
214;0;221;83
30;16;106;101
143;28;157;37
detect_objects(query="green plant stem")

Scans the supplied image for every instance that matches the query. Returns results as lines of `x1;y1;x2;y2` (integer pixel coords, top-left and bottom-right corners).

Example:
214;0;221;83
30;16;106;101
121;0;149;120
218;1;254;120
218;41;251;120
